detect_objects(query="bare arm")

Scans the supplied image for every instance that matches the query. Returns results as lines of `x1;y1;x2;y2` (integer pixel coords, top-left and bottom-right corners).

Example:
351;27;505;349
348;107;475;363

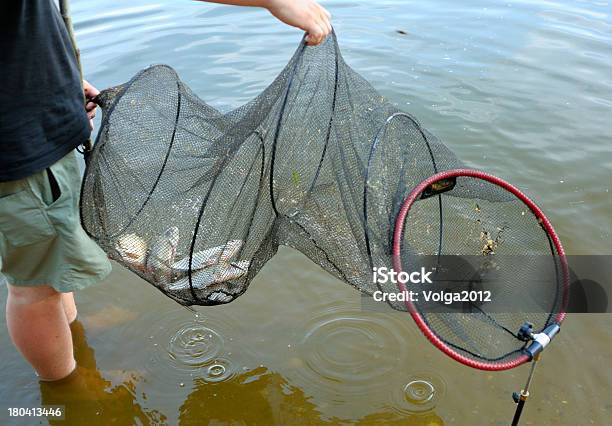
196;0;332;45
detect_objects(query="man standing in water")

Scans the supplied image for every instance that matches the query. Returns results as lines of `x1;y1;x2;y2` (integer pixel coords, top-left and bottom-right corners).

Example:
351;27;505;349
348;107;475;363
0;0;331;382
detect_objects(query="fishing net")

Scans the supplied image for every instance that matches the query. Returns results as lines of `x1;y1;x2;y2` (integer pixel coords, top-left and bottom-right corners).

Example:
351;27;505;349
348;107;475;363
80;33;566;368
392;169;567;370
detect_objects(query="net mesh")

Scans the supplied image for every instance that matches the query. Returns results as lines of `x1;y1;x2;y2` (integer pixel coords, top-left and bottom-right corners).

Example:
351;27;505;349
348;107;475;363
80;34;563;364
397;176;564;364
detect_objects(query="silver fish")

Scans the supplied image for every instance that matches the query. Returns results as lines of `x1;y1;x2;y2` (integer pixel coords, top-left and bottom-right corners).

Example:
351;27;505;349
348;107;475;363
171;246;224;272
146;226;180;285
208;292;233;303
219;240;244;263
114;233;147;269
171;240;244;272
167;260;250;293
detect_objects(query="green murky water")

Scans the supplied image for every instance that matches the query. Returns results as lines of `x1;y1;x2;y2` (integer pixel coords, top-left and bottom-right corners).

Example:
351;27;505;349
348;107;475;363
1;0;611;424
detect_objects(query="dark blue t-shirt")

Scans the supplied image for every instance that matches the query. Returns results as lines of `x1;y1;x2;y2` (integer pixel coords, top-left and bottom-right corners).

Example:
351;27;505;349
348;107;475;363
0;0;90;181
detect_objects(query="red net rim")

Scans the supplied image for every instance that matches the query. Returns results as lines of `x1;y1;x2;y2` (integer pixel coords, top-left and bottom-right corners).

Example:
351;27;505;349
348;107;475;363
392;169;569;371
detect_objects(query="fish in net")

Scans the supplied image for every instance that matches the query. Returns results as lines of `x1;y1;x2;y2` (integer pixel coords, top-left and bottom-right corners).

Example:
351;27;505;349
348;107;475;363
80;33;566;369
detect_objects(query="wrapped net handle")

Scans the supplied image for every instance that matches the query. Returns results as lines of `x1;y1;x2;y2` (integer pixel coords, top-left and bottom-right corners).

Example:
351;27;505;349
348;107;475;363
92;84;128;109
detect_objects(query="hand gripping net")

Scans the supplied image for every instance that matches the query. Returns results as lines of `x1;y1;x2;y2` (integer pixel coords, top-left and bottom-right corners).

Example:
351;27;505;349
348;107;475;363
81;33;564;367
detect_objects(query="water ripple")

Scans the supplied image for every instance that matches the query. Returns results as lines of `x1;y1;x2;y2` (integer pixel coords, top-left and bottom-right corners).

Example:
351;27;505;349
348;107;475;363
123;308;250;397
167;323;223;369
391;372;447;414
294;304;417;402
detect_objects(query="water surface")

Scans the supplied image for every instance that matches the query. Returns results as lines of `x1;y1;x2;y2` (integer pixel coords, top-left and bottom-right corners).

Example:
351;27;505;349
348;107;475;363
1;0;611;424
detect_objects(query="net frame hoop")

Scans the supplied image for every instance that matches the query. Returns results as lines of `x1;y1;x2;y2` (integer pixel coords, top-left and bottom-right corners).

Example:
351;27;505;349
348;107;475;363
392;168;569;371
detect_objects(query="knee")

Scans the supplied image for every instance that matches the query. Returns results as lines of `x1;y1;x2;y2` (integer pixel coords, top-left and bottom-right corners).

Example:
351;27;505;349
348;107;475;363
61;293;78;323
7;284;60;305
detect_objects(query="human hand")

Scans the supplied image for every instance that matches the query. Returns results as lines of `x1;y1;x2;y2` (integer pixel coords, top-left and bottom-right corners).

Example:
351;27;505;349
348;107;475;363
83;80;99;129
265;0;332;45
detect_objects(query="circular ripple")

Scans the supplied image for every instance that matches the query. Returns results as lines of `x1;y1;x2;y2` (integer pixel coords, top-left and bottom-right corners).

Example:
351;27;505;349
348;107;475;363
302;317;394;382
202;358;235;383
391;372;446;413
167;324;223;368
295;304;416;398
404;380;435;404
121;307;251;397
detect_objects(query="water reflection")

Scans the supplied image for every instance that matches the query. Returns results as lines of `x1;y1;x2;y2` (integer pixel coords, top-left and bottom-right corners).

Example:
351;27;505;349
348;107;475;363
0;0;609;423
37;318;444;425
179;367;445;425
39;320;166;425
111;305;251;401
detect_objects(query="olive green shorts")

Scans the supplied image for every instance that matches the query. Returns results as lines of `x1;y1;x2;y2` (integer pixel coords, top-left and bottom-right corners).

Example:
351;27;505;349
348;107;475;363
0;151;111;293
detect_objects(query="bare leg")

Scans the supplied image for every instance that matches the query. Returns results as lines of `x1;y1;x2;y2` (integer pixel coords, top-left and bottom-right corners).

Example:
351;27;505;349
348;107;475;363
61;292;78;324
6;284;76;381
